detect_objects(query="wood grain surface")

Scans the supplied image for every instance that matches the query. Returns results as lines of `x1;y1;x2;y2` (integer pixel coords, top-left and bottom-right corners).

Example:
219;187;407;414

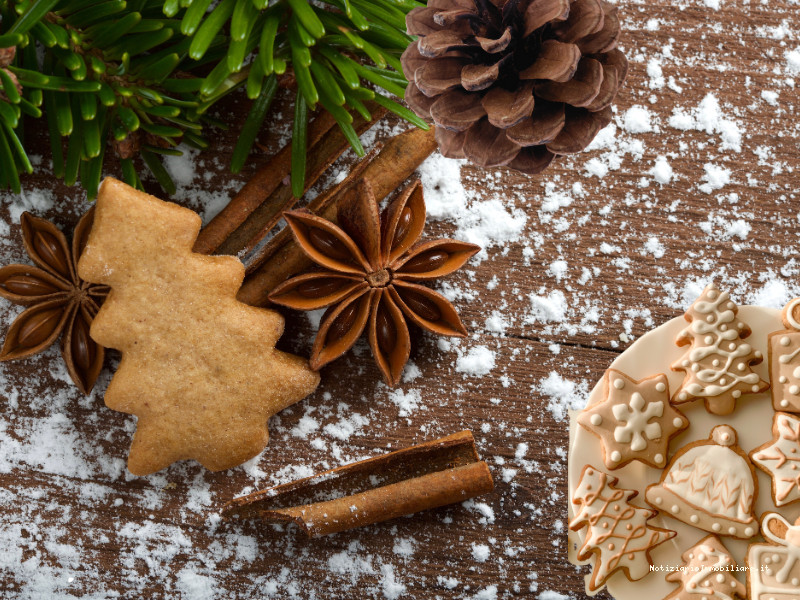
2;1;800;598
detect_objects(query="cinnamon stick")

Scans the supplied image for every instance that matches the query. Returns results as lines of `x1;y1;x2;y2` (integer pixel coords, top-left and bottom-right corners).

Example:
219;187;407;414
193;112;338;255
221;430;494;536
237;126;438;306
215;106;388;257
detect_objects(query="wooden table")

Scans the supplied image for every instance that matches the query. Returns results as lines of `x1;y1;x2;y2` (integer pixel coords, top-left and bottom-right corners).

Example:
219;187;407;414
2;1;799;597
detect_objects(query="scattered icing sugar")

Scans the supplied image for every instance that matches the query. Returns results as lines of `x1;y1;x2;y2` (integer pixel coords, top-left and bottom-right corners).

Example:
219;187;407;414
455;345;497;376
538;373;589;422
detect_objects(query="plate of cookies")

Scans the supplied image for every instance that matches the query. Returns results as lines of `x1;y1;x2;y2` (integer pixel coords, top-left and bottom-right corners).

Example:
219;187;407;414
568;283;800;599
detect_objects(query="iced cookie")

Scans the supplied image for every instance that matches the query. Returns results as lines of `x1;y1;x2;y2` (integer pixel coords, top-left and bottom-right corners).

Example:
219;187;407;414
645;425;759;539
751;412;800;507
768;297;800;413
664;535;746;600
671;283;769;416
570;465;676;593
578;370;689;470
746;512;800;600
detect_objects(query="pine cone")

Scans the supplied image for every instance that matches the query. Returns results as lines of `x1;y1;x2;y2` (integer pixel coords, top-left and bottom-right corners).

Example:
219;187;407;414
402;0;628;174
0;47;15;68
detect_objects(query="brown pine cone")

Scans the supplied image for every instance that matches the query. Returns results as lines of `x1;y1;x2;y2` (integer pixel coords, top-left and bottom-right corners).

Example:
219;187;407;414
402;0;628;174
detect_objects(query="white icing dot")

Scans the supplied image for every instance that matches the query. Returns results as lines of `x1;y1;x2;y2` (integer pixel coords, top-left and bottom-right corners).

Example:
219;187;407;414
791;385;800;395
655;382;666;393
679;392;688;401
590;414;602;426
654;454;664;464
720;323;727;331
720;432;730;443
705;335;714;345
613;378;625;389
745;527;754;537
772;553;781;563
712;359;720;367
782;336;792;346
716;574;725;583
690;515;699;524
708;290;718;300
671;505;680;514
673;417;683;428
610;451;621;462
732;390;742;398
780;376;788;383
756;350;763;358
728;527;736;535
782;399;790;407
729;342;736;350
737;363;745;371
765;556;772;565
692;363;700;372
719;378;727;385
655;497;663;506
792;577;799;586
706;315;715;323
752;384;760;392
712;523;721;532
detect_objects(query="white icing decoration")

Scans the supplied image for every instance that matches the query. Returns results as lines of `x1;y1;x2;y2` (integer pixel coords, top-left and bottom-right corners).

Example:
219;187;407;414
655;382;666;393
590;414;602;426
610;451;621;462
613;378;625;389
673;417;684;428
679;543;741;600
611;393;663;451
675;286;762;398
654;453;664;464
662;429;755;522
749;512;800;599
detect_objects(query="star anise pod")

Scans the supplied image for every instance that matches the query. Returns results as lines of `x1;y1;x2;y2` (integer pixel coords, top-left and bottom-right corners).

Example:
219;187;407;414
269;178;480;386
0;209;108;394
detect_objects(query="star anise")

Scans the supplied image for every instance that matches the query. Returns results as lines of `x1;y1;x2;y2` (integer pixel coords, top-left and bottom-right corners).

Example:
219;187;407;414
269;178;480;386
0;209;108;394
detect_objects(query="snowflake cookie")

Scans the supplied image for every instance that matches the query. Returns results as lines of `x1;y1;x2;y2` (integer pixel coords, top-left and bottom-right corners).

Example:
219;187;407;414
768;297;800;413
664;535;746;600
751;412;800;507
570;465;676;593
578;370;689;470
646;425;759;539
671;283;769;416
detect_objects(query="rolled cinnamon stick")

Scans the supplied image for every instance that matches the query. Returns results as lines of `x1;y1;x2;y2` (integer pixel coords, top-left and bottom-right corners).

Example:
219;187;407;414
236;126;438;306
193;112;338;255
221;430;494;537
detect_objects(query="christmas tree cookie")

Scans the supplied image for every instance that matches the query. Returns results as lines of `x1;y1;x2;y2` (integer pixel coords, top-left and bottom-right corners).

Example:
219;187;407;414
671;283;768;415
78;178;320;475
664;535;745;600
570;465;676;592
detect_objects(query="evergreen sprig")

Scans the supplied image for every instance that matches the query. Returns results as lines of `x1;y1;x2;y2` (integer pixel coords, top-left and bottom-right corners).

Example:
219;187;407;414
0;0;425;200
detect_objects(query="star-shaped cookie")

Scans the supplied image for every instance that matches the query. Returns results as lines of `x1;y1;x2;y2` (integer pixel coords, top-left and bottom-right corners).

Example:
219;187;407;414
578;369;689;470
750;412;800;507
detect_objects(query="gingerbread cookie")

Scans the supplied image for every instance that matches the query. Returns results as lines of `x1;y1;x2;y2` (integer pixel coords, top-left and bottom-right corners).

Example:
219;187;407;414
77;178;320;475
751;412;800;507
645;425;759;539
746;512;800;600
671;283;769;415
578;370;688;470
768;297;800;413
570;465;676;593
664;535;746;600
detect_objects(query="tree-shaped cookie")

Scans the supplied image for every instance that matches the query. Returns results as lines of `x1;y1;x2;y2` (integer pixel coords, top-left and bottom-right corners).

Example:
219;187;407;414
578;370;688;470
570;465;676;593
664;535;746;600
671;283;768;415
77;178;320;475
751;412;800;507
